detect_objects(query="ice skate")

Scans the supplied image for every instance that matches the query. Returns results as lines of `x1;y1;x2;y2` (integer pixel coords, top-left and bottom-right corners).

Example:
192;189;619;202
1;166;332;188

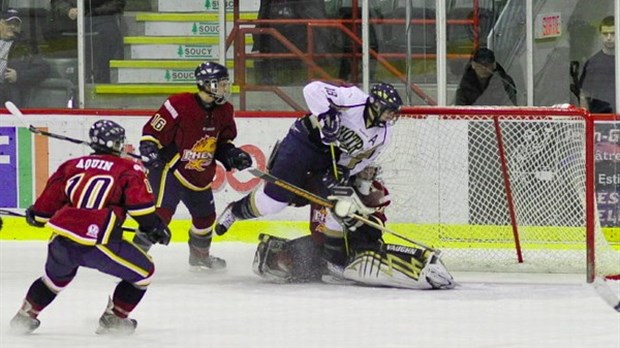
9;307;40;335
188;244;226;271
96;297;137;335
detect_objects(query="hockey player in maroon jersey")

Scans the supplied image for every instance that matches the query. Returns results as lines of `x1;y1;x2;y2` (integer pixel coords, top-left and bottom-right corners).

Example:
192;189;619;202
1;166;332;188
9;120;171;335
134;61;252;271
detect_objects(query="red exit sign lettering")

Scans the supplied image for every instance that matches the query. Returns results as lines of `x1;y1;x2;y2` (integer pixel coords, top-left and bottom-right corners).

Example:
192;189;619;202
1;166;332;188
535;13;562;39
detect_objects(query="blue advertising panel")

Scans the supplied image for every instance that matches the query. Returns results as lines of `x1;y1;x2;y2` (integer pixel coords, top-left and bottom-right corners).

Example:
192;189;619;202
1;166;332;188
0;127;17;207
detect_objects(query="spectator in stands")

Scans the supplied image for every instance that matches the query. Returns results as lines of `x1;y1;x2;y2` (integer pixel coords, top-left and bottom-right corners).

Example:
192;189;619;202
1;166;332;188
51;0;126;83
579;15;615;113
252;0;330;85
0;9;50;107
454;47;517;106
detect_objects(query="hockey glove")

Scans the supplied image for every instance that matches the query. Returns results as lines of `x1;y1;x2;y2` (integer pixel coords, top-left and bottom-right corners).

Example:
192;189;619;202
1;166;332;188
25;206;45;228
328;187;375;218
139;222;171;245
225;146;253;171
317;107;341;145
139;141;163;169
322;165;350;189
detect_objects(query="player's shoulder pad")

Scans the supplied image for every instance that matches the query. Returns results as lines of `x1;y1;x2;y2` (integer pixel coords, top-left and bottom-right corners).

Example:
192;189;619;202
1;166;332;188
168;92;195;104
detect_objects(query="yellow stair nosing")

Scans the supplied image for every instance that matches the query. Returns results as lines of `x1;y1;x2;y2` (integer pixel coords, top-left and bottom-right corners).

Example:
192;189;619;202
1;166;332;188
95;84;240;95
136;12;257;22
124;36;253;45
109;60;254;69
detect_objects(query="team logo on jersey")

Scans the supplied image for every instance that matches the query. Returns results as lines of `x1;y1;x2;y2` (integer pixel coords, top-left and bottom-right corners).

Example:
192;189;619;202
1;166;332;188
339;127;364;153
182;135;217;171
311;206;329;233
86;224;100;238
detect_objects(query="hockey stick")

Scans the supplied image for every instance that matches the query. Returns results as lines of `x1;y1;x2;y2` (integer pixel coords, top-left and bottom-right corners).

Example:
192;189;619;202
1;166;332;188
4;101;144;161
592;277;620;312
0;209;26;217
0;209;138;233
247;168;438;253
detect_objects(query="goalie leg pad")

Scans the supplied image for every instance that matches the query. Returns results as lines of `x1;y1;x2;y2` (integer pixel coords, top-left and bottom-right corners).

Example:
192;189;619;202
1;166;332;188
253;234;324;283
343;244;456;290
286;235;324;282
252;234;291;283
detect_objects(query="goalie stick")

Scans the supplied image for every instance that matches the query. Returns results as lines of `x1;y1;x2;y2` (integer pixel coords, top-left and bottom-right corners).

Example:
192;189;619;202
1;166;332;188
592;277;620;312
4;101;144;161
0;209;138;233
247;167;438;253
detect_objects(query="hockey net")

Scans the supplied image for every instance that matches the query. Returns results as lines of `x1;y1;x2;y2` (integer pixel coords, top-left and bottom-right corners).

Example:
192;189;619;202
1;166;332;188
377;106;619;281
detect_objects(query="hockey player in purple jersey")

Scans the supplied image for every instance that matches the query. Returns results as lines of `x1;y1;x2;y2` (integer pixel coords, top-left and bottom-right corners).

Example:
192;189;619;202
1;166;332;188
215;81;404;280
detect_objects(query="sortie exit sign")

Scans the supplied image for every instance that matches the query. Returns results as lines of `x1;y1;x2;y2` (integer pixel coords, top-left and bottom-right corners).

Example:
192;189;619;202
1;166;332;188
535;13;562;39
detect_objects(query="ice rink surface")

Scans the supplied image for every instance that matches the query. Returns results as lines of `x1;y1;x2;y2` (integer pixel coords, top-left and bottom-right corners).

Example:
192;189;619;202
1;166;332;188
1;241;619;348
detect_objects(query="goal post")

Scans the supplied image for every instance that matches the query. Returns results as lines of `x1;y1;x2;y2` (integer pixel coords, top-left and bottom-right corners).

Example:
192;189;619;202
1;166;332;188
377;105;619;282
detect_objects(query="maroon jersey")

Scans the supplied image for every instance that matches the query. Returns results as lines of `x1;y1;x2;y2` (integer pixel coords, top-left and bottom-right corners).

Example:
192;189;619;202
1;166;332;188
142;93;238;190
32;154;156;245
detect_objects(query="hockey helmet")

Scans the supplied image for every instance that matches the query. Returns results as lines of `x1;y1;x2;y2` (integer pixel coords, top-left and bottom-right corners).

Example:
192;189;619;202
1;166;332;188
367;83;403;127
195;61;230;104
89;119;126;154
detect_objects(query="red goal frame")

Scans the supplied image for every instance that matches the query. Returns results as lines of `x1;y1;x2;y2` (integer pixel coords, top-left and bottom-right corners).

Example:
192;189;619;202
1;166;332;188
397;105;598;282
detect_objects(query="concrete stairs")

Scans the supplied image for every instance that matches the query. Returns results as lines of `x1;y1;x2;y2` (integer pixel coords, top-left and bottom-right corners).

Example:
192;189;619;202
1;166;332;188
92;0;259;108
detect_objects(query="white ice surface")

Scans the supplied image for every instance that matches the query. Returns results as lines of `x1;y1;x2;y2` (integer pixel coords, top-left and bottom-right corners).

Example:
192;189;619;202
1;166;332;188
1;241;619;348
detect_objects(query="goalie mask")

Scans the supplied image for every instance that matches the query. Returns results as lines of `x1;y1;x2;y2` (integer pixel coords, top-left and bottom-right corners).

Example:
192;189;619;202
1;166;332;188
366;83;403;127
195;61;231;104
89;119;126;154
354;166;390;208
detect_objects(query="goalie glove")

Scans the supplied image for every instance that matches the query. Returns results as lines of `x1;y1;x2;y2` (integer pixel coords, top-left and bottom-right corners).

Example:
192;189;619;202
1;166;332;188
328;186;375;219
139;141;163;169
225;146;253;171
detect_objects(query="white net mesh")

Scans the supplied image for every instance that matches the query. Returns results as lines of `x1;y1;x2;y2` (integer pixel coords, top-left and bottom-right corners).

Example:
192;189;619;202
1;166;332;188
377;107;620;277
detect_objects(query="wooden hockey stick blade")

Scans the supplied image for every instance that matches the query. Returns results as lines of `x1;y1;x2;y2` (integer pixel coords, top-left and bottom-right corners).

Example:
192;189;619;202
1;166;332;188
247;168;438;252
592;277;620;312
4;101;26;122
